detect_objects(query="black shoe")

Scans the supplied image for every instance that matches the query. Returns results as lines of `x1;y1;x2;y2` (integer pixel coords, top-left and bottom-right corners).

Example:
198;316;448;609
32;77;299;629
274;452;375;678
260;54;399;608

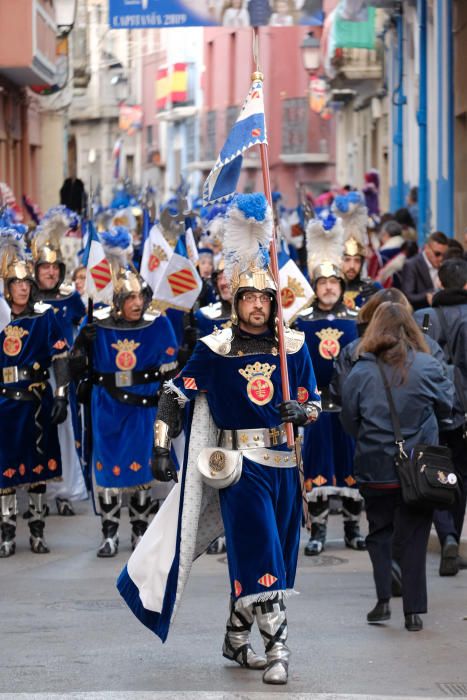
391;560;403;597
56;498;75;516
405;613;423;631
439;535;459;576
367;601;391;623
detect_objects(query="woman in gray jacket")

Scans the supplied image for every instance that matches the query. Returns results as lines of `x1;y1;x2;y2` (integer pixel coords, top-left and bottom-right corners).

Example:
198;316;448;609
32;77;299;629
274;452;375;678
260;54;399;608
341;303;453;632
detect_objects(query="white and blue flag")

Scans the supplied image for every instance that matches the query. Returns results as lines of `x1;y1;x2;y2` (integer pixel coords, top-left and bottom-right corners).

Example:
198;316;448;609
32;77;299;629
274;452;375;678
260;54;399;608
203;77;267;206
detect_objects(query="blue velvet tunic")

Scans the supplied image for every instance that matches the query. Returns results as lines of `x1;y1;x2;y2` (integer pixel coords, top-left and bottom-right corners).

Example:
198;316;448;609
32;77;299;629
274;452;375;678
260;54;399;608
0;305;66;490
169;331;320;603
91;315;178;489
295;311;359;497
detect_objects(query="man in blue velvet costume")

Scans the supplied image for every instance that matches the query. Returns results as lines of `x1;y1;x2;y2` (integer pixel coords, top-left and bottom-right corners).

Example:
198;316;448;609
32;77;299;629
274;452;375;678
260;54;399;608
72;265;178;557
32;208;87;516
295;214;365;556
0;234;69;557
151;194;321;685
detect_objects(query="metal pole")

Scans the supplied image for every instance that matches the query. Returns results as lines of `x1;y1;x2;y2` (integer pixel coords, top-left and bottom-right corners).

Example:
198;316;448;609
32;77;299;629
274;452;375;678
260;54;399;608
394;10;405;210
252;28;294;449
417;0;428;244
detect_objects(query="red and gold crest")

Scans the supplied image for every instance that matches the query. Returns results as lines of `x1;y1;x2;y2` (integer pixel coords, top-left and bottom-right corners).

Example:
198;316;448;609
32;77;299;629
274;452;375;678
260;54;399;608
148;245;168;272
239;361;276;406
2;325;29;357
280;276;305;309
315;328;344;360
297;387;309;404
343;290;358;310
111;339;141;371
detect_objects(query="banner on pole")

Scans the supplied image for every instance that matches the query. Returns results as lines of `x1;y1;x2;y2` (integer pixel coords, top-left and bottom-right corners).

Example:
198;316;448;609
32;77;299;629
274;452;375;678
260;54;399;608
109;0;325;29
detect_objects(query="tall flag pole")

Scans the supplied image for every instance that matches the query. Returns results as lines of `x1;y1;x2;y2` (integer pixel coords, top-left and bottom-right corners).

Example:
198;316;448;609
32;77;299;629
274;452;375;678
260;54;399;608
253;29;293;448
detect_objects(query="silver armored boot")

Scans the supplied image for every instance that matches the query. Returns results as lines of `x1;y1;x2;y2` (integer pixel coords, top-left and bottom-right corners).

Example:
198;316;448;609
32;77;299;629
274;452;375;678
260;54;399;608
97;489;122;558
0;492;17;558
304;495;329;556
255;595;290;685
128;488;153;550
342;496;366;550
222;598;267;670
27;486;50;554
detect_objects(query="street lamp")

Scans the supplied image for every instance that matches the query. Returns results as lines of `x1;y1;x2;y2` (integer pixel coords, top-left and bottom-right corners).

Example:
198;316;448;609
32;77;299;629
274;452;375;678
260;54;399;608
300;32;321;74
110;74;129;104
55;0;77;37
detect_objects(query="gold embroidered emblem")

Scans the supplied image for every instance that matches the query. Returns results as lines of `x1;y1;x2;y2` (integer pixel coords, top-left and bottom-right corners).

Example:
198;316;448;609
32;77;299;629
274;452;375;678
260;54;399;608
316;328;344;359
239;361;276;406
148;245;168;272
343;290;358;310
111;339;141;371
3;326;29;357
281;276;305;309
209;450;226;476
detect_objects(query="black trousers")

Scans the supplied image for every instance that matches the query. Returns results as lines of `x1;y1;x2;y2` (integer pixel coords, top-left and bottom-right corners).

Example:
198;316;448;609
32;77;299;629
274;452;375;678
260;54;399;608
363;490;433;615
433;427;467;545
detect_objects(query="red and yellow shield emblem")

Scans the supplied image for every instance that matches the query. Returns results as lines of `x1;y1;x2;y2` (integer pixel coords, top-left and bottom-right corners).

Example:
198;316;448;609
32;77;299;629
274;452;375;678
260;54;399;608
239;361;276;406
315;328;344;360
148;244;168;272
281;287;296;309
2;326;29;357
111;339;141;371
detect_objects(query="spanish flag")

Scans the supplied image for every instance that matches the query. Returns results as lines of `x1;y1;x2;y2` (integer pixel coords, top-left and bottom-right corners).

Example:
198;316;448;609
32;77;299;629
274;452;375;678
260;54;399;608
171;62;188;104
155;67;169;111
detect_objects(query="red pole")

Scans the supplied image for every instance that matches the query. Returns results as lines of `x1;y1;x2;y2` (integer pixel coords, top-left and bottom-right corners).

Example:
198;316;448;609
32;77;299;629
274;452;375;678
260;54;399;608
252;58;294;448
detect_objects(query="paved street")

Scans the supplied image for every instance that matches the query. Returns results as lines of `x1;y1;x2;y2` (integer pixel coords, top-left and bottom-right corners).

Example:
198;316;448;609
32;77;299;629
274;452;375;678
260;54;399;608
0;499;466;700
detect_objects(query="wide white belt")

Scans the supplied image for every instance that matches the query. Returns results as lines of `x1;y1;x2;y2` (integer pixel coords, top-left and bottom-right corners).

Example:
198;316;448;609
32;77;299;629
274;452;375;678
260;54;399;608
241;448;296;469
219;424;288;449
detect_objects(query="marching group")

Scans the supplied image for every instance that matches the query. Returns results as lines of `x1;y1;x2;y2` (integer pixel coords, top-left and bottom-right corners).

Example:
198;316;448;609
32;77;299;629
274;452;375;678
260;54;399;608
1;184;466;685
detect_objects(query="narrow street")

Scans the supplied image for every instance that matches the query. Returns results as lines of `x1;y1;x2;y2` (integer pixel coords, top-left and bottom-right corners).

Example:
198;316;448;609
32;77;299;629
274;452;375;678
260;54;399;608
1;501;465;699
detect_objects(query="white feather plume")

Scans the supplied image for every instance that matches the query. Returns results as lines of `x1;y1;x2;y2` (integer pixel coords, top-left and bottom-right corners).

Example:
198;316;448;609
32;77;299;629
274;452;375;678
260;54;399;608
333;195;368;248
223;198;273;283
306;215;344;276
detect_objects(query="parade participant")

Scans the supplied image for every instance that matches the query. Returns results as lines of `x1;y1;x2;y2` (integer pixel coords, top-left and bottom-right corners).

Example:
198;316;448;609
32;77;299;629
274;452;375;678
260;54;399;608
73;228;179;557
118;193;321;685
295;214;365;555
0;232;69;557
196;247;217;307
333;191;380;310
194;260;232;337
31;207;87;515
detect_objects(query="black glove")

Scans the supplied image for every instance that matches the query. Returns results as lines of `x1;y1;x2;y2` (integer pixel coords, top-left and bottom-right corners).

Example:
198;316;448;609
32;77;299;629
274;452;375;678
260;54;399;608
79;323;97;349
50;397;68;425
151;446;178;483
278;400;308;426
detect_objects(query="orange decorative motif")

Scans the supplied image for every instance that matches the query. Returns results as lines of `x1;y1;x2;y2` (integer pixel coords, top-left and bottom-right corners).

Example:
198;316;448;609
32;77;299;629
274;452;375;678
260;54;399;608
112;465;121;477
33;465;44;474
234;580;243;597
111;339;141;371
3;468;16;478
258;573;278;588
165;346;176;356
129;462;142;472
48;459;58;471
312;475;327;486
183;377;197;391
96;461;103;471
3;326;29;357
53;339;67;351
344;475;356;486
18;464;26;477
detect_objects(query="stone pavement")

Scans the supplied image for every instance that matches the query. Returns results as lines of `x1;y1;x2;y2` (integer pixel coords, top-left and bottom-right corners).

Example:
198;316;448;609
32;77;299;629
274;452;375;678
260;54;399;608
0;499;466;699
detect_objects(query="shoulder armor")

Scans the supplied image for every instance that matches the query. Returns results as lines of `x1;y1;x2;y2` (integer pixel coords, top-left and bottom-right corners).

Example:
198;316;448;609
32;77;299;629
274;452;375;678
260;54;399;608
200;327;233;356
298;306;314;319
283;327;305;353
93;306;111;321
33;301;52;315
58;283;74;298
143;309;161;322
199;301;223;320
